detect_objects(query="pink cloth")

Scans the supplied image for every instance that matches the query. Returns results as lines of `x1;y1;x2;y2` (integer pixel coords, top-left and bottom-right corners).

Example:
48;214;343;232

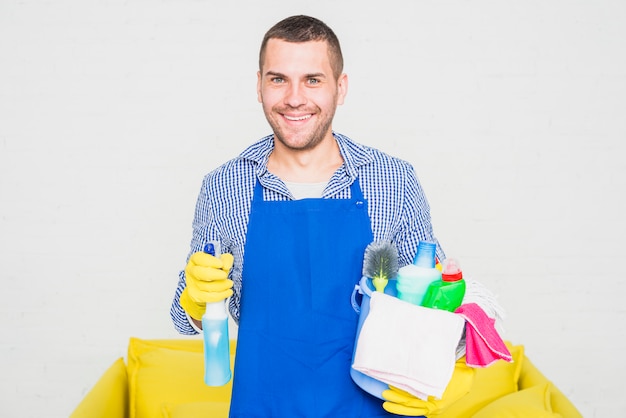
455;303;512;367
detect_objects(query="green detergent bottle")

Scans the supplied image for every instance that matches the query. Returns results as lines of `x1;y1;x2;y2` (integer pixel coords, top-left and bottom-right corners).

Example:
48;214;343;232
421;257;465;312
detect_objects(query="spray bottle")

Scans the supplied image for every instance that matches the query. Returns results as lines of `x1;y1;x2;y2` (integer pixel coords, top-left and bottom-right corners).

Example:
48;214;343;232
421;257;466;312
201;242;231;386
395;240;441;305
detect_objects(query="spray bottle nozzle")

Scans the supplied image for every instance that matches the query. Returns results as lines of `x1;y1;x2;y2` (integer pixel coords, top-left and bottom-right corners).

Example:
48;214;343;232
203;243;216;256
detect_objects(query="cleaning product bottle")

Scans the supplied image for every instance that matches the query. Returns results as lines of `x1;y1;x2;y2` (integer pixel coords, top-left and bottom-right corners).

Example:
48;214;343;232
395;240;441;305
201;242;232;386
421;257;466;312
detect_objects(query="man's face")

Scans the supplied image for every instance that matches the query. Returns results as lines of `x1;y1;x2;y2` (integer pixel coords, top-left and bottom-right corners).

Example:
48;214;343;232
257;39;347;151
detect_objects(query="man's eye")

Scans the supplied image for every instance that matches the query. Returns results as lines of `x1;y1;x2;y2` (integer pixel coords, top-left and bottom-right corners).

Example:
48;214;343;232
271;77;284;83
307;78;320;85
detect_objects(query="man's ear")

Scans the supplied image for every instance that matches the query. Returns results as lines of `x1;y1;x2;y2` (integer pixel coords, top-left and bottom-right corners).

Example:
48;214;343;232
256;71;262;103
337;73;348;106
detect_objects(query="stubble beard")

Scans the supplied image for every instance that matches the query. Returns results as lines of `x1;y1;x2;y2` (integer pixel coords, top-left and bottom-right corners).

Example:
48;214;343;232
266;103;337;152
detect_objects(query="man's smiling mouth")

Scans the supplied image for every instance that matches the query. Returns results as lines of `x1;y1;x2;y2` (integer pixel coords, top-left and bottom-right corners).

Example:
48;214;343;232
284;114;312;121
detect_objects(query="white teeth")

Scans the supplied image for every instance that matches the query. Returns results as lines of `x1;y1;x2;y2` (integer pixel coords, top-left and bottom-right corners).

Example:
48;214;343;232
284;114;312;121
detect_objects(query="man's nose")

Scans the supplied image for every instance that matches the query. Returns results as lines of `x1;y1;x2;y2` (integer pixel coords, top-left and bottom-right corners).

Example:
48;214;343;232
284;83;307;107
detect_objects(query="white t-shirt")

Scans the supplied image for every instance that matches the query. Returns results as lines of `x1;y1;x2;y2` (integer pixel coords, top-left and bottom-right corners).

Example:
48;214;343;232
283;180;327;199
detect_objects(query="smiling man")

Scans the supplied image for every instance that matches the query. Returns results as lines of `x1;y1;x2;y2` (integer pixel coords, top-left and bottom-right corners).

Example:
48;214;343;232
171;15;445;417
259;31;348;183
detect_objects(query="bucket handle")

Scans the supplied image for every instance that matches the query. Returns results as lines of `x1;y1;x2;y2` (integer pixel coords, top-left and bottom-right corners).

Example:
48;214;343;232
351;276;373;314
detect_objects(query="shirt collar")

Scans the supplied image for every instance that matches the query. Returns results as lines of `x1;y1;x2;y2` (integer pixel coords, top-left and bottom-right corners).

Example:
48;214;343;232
239;131;375;180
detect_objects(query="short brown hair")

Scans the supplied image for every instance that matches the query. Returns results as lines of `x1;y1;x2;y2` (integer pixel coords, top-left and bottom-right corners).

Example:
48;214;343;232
259;15;344;79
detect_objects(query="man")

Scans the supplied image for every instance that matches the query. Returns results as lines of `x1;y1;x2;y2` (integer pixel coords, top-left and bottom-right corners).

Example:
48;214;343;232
171;15;448;417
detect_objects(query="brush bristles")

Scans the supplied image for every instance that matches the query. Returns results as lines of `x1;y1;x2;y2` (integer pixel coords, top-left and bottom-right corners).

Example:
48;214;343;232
362;240;399;280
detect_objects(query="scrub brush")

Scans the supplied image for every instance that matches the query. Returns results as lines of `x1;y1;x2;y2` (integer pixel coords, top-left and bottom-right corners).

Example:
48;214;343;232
362;240;399;292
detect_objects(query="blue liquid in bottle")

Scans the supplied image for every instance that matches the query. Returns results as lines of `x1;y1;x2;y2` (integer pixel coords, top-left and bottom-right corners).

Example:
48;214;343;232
202;304;231;386
202;242;231;386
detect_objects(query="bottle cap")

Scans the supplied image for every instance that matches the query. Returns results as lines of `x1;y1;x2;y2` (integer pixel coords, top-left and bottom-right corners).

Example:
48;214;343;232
441;258;463;282
413;241;437;268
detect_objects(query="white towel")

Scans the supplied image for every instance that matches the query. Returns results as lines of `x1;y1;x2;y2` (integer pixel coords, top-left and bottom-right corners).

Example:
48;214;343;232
352;292;465;400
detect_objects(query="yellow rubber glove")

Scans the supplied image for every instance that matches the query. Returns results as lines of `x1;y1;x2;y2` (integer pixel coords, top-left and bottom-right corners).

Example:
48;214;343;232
179;251;235;321
382;356;475;416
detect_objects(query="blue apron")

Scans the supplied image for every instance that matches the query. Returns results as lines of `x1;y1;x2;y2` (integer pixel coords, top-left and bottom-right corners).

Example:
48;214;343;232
229;178;391;417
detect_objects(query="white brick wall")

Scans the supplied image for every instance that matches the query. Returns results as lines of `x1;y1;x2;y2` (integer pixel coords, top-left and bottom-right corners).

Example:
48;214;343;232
1;1;624;416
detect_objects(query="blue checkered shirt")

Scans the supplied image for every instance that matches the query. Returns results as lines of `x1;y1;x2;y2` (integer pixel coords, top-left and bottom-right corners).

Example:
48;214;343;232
171;132;444;334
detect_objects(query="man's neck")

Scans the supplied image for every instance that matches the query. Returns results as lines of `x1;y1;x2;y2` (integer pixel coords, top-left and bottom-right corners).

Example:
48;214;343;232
268;135;343;182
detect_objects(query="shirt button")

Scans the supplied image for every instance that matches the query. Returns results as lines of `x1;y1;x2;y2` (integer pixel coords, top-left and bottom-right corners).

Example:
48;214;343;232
356;200;364;208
